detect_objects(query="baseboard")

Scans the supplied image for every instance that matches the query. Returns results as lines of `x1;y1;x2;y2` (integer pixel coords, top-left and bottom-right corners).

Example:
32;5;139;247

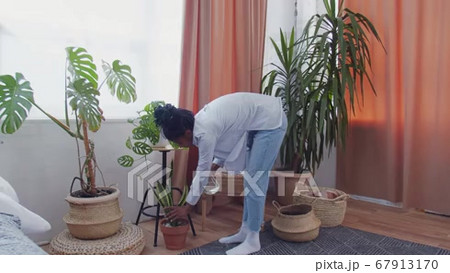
350;194;402;208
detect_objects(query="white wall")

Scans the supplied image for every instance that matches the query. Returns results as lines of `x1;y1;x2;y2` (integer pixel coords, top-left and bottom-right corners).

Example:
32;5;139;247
296;0;328;36
262;0;297;76
0;120;171;243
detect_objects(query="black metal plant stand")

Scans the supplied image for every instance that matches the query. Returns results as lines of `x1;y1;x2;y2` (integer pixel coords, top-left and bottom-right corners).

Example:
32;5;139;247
135;148;196;247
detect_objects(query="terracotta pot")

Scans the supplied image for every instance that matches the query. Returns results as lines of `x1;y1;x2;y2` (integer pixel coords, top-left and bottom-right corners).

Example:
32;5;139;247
160;219;189;250
63;187;123;240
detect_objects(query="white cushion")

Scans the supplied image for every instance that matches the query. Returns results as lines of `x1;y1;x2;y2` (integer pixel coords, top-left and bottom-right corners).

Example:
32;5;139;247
0;192;51;235
0;176;19;203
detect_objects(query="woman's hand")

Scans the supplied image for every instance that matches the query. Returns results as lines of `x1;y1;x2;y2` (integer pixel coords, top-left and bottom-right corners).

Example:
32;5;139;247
166;204;193;221
211;163;221;171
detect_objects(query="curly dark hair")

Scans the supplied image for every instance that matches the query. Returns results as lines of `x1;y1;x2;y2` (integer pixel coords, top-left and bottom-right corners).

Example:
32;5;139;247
154;104;194;141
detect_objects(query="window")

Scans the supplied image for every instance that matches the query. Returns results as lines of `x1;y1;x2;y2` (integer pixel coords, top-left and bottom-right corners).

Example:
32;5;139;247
0;0;184;119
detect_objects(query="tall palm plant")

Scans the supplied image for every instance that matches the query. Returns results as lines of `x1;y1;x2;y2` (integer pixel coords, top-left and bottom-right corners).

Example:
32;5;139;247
262;28;323;173
263;0;384;173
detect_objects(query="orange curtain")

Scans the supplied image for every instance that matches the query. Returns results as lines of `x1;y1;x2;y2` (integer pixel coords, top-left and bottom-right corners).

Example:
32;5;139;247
173;0;267;189
337;0;450;215
178;0;267;111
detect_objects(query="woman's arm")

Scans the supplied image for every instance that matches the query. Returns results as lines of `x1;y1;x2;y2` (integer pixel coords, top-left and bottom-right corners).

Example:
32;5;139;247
166;161;220;221
184;133;217;205
166;134;216;221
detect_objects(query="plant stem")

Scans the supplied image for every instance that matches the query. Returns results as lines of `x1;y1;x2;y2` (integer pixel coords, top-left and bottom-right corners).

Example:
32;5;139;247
64;60;70;128
74;111;83;180
30;101;80;138
81;120;96;194
98;72;111;91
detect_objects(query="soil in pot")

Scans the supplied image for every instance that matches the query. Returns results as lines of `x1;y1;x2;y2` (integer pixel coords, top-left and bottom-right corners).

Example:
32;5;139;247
160;218;189;250
279;204;312;215
70;187;115;198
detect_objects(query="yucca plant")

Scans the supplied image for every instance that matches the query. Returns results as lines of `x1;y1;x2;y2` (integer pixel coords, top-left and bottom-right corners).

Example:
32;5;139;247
0;47;137;196
153;181;188;227
299;0;384;172
263;0;384;173
262;28;324;173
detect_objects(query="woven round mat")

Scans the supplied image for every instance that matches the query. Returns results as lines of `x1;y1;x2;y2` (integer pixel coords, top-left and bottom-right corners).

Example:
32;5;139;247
49;222;145;255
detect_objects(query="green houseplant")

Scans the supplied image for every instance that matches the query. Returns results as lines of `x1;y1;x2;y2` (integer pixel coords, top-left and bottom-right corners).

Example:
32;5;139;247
263;0;384;204
117;101;192;249
262;28;322;205
117;101;175;168
0;47;137;239
153;181;190;250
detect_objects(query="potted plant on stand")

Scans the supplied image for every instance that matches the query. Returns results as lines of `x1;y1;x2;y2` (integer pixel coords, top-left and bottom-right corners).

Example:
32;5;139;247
0;47;137;239
117;100;187;208
262;0;384;205
117;101;175;169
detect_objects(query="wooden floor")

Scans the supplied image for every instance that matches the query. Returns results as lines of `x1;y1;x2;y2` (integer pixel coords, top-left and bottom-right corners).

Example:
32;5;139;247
139;198;450;254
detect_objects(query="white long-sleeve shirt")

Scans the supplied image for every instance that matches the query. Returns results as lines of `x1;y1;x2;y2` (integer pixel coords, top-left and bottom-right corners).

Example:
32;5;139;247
185;92;284;205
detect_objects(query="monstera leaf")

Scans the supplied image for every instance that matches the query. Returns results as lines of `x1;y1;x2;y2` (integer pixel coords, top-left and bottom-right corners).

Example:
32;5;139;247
66;47;98;88
132;141;152;155
0;73;34;134
67;79;102;132
117;155;134;167
102;60;136;104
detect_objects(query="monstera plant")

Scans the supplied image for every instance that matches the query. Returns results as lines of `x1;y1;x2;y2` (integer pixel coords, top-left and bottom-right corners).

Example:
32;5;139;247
0;47;136;195
0;47;137;239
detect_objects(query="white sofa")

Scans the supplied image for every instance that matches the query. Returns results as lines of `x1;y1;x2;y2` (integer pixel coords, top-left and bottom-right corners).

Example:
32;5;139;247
0;176;50;255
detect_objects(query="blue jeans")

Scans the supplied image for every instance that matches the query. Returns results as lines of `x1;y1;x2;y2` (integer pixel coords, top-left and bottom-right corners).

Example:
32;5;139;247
243;113;287;231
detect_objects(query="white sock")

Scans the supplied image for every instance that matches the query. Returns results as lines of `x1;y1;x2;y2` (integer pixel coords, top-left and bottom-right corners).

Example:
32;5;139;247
219;224;249;244
226;231;261;255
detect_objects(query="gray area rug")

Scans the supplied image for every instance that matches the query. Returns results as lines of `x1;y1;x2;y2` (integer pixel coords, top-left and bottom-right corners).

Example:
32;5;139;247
181;222;450;255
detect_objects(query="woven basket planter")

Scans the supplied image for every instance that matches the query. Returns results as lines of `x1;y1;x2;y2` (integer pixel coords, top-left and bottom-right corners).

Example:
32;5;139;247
293;187;349;227
63;187;123;239
271;201;321;242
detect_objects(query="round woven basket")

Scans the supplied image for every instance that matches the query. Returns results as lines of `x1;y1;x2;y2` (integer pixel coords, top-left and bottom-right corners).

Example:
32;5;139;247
64;187;123;239
293;187;349;227
49;222;145;255
271;201;321;242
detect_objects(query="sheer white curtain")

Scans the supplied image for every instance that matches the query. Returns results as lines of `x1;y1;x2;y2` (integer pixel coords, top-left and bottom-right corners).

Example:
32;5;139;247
0;0;184;119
